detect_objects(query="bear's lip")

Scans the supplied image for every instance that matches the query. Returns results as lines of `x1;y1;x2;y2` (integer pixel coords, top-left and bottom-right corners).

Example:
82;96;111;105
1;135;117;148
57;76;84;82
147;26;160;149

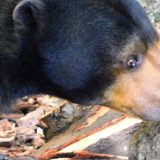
132;107;160;122
102;102;160;122
123;105;160;122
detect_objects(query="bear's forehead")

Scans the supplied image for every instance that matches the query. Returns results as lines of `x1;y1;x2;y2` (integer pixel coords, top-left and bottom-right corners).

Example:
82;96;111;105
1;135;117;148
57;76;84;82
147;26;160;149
47;0;158;47
43;1;142;62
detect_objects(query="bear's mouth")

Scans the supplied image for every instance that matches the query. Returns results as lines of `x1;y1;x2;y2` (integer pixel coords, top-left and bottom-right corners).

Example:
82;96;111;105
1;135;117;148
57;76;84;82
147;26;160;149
132;106;160;121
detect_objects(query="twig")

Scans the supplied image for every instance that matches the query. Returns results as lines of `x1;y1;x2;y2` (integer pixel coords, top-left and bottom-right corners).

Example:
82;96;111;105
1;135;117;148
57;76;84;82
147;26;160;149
35;150;128;160
39;100;68;128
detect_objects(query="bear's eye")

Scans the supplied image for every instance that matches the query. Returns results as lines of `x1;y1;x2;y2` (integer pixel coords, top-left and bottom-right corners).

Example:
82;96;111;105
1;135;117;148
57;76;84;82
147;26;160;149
126;56;139;69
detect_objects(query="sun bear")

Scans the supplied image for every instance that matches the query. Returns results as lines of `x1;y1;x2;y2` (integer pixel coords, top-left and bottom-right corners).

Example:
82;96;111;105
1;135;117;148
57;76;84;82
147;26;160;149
0;0;160;121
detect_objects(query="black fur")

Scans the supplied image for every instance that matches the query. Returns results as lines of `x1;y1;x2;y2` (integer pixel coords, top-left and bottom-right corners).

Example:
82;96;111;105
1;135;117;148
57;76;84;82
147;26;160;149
0;0;158;111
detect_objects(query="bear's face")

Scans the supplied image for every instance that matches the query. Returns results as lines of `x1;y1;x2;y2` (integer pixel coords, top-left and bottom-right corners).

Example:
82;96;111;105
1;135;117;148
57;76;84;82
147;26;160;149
11;0;160;121
104;42;160;121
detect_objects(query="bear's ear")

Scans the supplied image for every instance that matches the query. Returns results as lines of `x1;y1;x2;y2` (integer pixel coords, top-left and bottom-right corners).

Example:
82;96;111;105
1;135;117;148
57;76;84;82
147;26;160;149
13;0;46;36
108;0;158;45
